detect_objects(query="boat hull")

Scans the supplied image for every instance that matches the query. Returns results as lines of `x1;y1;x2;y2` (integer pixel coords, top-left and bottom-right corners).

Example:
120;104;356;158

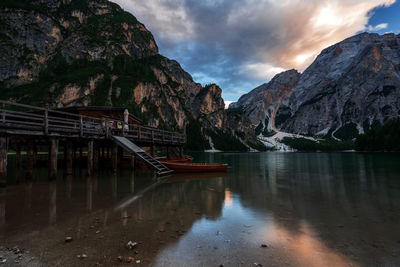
162;162;228;173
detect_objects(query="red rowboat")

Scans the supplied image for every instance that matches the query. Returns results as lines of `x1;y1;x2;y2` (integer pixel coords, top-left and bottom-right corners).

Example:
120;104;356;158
162;162;228;173
159;155;193;163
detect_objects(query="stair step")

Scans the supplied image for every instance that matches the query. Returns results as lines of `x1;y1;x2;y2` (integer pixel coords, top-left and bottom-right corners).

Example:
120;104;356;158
111;135;174;175
158;170;174;176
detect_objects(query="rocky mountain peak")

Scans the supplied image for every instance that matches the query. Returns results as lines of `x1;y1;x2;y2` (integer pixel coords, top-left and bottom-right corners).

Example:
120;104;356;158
232;32;400;141
192;84;226;129
229;69;300;132
1;0;263;152
282;32;400;139
0;0;158;85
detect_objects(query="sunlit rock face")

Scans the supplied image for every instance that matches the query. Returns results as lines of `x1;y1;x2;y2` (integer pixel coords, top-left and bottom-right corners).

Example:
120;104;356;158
0;0;157;84
229;69;301;132
0;0;260;149
0;1;208;128
232;33;400;140
192;84;226;129
282;33;400;139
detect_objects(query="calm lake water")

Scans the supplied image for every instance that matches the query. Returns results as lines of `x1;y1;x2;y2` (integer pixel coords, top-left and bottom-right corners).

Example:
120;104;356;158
1;152;400;266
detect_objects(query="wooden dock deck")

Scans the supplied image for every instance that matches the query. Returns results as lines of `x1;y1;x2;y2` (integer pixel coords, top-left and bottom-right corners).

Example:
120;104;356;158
0;100;186;185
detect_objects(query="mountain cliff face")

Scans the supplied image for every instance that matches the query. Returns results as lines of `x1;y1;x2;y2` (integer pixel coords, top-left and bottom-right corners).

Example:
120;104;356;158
229;70;300;133
0;0;260;150
282;33;400;140
231;33;400;141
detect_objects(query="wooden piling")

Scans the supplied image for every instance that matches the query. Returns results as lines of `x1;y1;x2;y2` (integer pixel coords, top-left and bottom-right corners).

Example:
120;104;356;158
49;138;59;180
150;145;155;157
79;146;83;167
117;147;123;167
33;145;37;166
130;155;135;170
73;145;77;166
166;146;171;159
0;137;9;187
87;140;94;176
179;146;184;158
16;144;21;168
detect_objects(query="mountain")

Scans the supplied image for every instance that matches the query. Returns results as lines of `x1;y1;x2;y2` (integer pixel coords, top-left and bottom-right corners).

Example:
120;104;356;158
229;69;300;134
0;0;263;151
231;33;400;141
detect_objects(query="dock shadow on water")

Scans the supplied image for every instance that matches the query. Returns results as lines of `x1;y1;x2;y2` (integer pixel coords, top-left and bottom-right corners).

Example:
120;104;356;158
1;152;400;266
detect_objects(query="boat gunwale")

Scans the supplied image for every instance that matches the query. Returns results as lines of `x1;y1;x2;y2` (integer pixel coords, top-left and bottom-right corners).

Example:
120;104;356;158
163;162;228;167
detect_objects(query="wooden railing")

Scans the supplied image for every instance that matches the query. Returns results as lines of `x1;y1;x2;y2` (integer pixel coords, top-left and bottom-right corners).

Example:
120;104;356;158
0;100;185;145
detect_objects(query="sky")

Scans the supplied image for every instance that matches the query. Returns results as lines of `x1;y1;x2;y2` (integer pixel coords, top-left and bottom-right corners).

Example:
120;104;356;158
112;0;400;104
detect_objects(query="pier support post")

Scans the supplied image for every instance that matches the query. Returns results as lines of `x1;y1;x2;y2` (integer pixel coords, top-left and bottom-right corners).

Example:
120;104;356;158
16;144;21;168
49;138;59;180
65;142;73;175
150;145;155;157
0;137;9;187
112;144;118;173
87;140;94;176
118;147;123;167
130;155;135;170
33;145;37;166
93;142;99;173
179;146;183;158
73;145;77;166
166;146;171;159
79;146;83;167
26;143;35;180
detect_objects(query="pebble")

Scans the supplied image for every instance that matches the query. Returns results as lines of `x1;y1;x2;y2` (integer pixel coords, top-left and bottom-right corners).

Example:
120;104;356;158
126;241;138;250
261;244;268;248
65;237;73;243
77;254;88;259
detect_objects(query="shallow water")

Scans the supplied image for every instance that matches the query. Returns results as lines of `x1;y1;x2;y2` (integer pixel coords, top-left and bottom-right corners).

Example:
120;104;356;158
1;152;400;266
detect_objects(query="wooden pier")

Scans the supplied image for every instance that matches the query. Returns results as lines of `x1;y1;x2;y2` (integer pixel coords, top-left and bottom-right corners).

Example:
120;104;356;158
0;100;186;186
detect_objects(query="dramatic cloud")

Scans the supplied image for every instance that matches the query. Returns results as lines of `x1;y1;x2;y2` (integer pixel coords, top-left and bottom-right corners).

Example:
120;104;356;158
112;0;395;101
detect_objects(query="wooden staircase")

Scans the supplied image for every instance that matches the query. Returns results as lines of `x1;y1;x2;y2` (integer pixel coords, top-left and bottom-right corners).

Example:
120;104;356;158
111;135;173;176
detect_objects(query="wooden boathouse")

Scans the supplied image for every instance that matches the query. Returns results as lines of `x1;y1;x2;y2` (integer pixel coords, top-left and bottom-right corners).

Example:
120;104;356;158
0;100;186;186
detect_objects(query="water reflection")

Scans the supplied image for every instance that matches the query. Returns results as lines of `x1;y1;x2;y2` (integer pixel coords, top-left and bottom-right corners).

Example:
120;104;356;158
86;176;93;211
49;181;56;224
0;188;5;228
130;171;135;193
24;180;32;209
66;174;72;199
0;153;399;266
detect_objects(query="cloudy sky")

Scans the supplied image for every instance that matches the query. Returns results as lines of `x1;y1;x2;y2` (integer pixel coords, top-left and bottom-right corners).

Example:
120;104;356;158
112;0;400;103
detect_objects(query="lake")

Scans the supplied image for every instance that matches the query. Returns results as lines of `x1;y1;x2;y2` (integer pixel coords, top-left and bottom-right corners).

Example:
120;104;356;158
1;152;400;266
